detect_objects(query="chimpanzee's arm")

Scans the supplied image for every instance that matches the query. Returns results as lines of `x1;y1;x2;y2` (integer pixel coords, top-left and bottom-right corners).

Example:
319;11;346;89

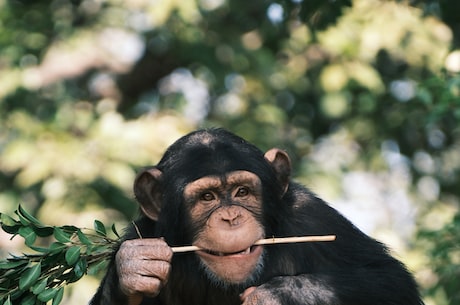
90;260;131;305
243;262;422;305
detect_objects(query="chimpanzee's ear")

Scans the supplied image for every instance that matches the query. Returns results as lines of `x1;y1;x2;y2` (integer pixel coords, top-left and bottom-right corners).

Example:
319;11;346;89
264;148;291;194
133;167;163;221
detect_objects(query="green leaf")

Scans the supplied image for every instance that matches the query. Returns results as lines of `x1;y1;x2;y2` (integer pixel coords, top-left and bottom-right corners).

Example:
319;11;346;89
77;229;92;246
65;246;81;266
65;258;87;283
0;213;19;227
28;245;52;253
111;223;120;238
20;294;37;305
62;225;79;232
38;287;58;302
16;213;30;226
87;260;109;276
3;296;12;305
33;225;54;237
88;244;107;255
43;241;68;255
31;278;48;295
51;287;64;305
0;259;29;269
94;220;106;236
19;262;41;290
0;213;21;234
54;227;71;243
9;289;24;300
49;241;67;253
18;205;42;226
0;223;21;234
18;226;37;246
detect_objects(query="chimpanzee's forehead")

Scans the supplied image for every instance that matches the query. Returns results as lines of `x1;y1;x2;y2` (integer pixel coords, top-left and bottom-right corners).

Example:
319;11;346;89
156;129;275;186
159;130;264;168
166;143;263;179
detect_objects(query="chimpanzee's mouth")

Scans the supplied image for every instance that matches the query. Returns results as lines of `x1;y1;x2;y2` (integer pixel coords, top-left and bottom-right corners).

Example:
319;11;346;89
203;245;258;257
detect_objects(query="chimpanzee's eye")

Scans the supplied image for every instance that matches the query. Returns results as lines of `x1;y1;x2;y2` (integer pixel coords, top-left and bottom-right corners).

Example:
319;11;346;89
200;192;215;201
235;187;249;197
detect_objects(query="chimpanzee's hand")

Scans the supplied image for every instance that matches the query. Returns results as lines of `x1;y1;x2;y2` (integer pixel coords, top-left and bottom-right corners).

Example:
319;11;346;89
241;275;340;305
116;238;173;304
240;286;281;305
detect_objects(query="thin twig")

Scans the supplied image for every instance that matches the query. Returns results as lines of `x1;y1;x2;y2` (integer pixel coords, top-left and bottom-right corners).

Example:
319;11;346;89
132;221;143;239
171;235;336;253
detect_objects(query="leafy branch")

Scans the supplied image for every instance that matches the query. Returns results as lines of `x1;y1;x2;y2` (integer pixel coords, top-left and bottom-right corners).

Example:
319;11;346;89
0;206;119;305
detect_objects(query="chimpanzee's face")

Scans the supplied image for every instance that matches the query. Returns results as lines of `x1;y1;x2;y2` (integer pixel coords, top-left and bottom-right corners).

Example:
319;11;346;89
183;170;265;284
133;129;291;286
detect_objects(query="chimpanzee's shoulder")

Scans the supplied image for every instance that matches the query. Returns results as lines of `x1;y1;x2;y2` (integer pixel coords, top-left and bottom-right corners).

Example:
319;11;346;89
287;182;324;209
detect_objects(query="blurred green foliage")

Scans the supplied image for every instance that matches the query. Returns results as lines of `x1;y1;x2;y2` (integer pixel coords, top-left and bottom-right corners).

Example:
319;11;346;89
0;0;459;304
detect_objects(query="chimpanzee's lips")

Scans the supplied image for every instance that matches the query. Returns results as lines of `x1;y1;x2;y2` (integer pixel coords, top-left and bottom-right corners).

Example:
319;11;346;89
198;244;265;257
203;245;257;257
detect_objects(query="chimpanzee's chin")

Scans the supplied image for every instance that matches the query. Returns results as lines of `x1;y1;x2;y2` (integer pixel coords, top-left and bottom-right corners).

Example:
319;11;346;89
198;251;265;290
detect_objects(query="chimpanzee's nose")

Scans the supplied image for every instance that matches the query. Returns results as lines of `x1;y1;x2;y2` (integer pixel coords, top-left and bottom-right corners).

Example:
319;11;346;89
219;206;244;226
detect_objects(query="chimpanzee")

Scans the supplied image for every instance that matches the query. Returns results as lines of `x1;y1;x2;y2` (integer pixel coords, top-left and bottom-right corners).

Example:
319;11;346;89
90;128;423;305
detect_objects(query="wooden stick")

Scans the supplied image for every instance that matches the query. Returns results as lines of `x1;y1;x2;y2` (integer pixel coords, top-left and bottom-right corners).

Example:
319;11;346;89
172;245;202;253
254;235;336;245
171;235;336;253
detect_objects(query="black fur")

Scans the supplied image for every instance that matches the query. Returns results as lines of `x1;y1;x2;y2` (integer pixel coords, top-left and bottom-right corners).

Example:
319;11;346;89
91;128;423;305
